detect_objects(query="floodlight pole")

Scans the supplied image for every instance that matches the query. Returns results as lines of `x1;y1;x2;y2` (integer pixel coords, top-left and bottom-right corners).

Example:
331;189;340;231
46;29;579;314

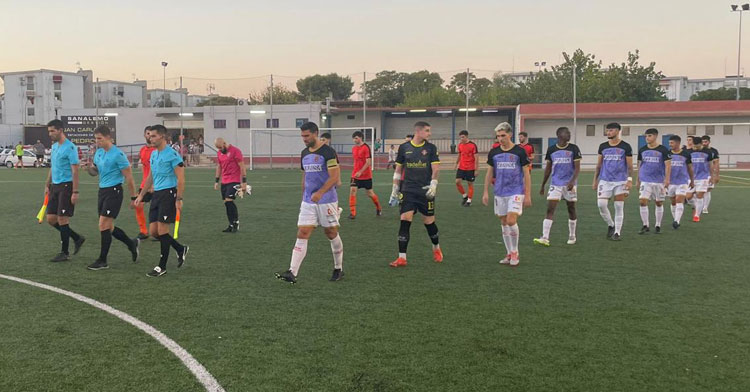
179;76;184;154
573;63;577;144
269;74;274;169
735;6;747;100
465;68;470;132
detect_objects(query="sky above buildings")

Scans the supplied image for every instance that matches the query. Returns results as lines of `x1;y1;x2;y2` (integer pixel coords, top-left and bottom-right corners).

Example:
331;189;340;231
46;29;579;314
0;0;747;96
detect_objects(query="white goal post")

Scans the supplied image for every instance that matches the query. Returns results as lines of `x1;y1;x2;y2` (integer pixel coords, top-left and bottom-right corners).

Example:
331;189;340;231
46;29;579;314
245;127;376;170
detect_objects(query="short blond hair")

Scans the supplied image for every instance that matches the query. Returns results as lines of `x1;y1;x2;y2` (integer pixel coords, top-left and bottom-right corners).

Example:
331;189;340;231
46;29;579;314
494;122;512;132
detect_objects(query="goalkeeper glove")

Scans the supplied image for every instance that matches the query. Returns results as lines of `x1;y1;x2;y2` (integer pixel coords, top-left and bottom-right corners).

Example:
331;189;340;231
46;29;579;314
389;185;400;207
423;179;438;200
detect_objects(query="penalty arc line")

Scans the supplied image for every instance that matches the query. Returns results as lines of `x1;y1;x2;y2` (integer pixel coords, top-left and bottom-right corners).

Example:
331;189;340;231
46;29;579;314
0;273;225;392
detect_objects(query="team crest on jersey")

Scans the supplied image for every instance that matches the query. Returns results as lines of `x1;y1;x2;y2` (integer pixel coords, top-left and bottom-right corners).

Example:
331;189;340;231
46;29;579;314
421;150;427;156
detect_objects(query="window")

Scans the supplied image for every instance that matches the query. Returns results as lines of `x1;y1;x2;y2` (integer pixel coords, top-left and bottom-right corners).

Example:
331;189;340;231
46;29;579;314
53;81;62;91
687;126;696;136
266;119;279;128
295;118;308;127
622;126;630;136
118;99;124;106
27;107;35;116
705;125;715;135
238;119;251;128
54;92;62;101
347;114;355;120
214;119;226;128
26;76;34;91
723;125;733;135
95;86;101;93
586;124;595;136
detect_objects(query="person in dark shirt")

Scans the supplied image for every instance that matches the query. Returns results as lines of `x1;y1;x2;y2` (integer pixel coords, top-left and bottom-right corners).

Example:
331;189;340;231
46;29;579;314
533;126;581;247
593;122;633;241
388;122;442;267
700;135;720;214
636;128;671;234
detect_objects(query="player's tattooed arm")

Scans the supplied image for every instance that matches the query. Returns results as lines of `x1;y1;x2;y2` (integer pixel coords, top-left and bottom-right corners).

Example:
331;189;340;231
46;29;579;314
687;163;695;188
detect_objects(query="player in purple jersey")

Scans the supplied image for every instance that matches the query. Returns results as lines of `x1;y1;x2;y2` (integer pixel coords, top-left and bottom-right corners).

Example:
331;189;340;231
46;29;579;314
482;122;531;266
276;122;344;284
593;122;633;241
666;135;694;229
534;127;581;246
700;135;720;214
685;136;716;223
636;128;672;234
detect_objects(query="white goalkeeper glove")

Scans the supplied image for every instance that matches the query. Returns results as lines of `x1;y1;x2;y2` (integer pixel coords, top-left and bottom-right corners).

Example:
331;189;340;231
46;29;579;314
423;179;438;200
389;184;400;207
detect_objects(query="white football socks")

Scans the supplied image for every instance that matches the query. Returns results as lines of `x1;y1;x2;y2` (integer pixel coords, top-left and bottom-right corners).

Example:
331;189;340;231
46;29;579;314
703;192;711;212
568;219;577;239
501;225;511;255
674;203;684;223
614;201;625;235
330;234;343;270
542;219;553;240
655;205;664;227
640;205;649;226
597;199;614;226
694;197;704;218
508;224;520;253
289;238;308;276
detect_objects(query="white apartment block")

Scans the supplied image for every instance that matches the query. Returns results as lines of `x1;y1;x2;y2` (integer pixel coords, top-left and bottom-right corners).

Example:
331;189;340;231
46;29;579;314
0;69;93;125
95;80;147;108
146;88;188;107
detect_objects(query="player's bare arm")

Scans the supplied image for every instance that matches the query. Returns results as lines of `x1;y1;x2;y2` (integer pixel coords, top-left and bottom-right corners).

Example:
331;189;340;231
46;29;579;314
593;155;603;190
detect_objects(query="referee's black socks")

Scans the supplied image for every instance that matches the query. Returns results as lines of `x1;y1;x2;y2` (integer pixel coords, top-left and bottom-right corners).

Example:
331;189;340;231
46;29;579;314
158;234;171;269
398;220;411;253
112;227;134;248
425;222;439;245
59;224;72;254
100;230;112;261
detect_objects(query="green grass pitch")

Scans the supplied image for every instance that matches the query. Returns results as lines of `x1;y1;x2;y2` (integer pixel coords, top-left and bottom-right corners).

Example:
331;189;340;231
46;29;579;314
1;167;749;391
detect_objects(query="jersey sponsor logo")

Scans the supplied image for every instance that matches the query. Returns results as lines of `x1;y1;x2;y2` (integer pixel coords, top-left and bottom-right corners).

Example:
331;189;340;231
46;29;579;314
553;157;572;164
603;155;622;161
642;156;661;163
671;160;685;167
406;162;427;169
303;163;324;172
495;162;516;169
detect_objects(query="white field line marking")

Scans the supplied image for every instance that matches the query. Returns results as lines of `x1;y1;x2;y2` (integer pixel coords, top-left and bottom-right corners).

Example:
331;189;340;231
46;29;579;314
721;175;750;182
0;273;225;392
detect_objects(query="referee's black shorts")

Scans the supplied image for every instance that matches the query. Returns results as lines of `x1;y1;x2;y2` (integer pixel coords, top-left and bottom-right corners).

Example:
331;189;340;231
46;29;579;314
98;184;124;218
399;191;435;216
220;182;239;200
138;188;153;203
149;188;178;223
48;182;75;217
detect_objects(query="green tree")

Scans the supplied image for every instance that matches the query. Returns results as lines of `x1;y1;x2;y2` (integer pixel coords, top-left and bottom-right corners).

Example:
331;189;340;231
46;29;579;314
402;70;444;96
403;87;464;107
196;96;238;106
690;87;750;100
248;85;301;104
365;70;407;106
448;72;493;104
296;73;354;101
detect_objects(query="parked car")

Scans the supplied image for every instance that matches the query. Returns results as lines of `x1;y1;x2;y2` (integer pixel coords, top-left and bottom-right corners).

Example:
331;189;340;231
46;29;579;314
0;148;13;162
4;149;41;168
